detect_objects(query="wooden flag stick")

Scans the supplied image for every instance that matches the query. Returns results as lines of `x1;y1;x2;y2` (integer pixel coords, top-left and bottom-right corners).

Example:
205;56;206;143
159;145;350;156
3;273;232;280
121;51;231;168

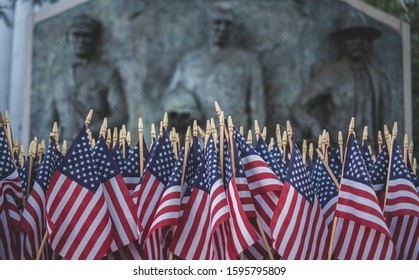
204;119;211;151
218;111;225;176
409;142;414;166
262;126;267;143
403;134;408;164
302;139;307;165
282;131;287;160
383;125;391;151
85;109;93;128
61;140;67;156
171;127;178;158
254;120;261;141
269;137;274;150
247;129;252;145
121;125;127;158
338;131;343;164
26;141;36;200
126;131;131;147
377;130;383;153
106;128;112;149
168;126;192;260
327;117;355;260
286;120;293;155
138;118;144;176
38;140;45;164
362;126;368;146
413;158;417;176
36;230;49;260
382;122;398;211
150;123;156;146
309;142;314;162
112;127;118;149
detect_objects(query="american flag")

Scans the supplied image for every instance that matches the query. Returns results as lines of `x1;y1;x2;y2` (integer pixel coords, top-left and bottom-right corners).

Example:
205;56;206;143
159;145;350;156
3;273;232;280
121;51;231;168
223;140;259;258
361;141;374;171
147;146;184;241
133;129;175;259
311;157;338;228
384;140;419;259
122;139;148;197
170;137;229;259
112;144;126;171
93;136;139;252
180;135;203;218
327;147;342;183
368;143;389;208
46;125;113;260
0;127;22;260
270;138;287;181
255;137;284;180
270;143;329;260
333;133;395;259
232;126;282;242
20;137;59;259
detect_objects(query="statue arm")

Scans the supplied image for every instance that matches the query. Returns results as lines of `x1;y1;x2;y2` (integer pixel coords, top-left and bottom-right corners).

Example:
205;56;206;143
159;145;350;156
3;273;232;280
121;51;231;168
104;68;128;131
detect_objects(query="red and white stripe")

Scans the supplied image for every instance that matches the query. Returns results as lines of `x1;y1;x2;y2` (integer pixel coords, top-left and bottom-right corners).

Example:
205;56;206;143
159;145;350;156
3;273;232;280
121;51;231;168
236;176;257;218
46;172;113;260
123;176;140;197
147;183;181;240
102;174;139;251
170;178;229;259
20;181;47;259
0;172;22;260
333;177;396;259
241;154;283;195
271;182;329;260
384;177;419;259
226;176;259;257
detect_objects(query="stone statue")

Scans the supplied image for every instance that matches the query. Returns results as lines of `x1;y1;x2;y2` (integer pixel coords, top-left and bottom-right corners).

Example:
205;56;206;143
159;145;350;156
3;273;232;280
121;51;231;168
164;2;265;131
46;14;128;141
163;85;203;141
292;10;391;146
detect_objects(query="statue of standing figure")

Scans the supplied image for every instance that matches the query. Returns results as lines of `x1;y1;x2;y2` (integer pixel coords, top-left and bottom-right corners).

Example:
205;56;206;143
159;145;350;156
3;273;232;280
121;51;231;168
163;2;265;132
46;14;128;142
292;10;392;147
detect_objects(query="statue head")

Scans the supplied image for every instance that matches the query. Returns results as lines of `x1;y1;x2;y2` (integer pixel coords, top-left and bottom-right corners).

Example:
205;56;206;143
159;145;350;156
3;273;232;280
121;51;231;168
330;11;381;62
66;14;102;59
208;2;234;47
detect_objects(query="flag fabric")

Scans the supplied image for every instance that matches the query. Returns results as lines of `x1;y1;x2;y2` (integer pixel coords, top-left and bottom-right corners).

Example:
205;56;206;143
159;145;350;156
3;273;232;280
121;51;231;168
311;157;339;228
232;126;283;242
223;140;259;258
368;143;389;208
46;125;113;260
180;136;203;218
327;147;342;183
361;141;374;171
332;133;395;260
133;129;175;259
93;136;139;252
255;137;284;180
112;144;126;171
384;140;419;259
170;137;229;259
270;138;287;182
122;139;149;197
20;137;59;259
0;127;22;260
270;143;329;260
147;146;184;241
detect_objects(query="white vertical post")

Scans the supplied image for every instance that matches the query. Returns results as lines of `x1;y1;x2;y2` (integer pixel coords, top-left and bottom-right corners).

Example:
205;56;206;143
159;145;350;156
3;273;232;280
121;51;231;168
8;0;33;142
0;0;14;113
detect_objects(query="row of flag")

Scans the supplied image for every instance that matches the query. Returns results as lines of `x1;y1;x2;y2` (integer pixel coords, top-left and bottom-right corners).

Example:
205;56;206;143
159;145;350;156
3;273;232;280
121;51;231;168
0;111;418;260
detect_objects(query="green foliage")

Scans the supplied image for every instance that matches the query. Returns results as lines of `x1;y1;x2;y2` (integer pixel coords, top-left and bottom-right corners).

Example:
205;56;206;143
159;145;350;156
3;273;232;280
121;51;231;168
363;0;419;156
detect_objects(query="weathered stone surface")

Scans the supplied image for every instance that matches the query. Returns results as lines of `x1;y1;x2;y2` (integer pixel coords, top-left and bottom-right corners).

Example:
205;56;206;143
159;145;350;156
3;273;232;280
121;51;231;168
30;0;406;146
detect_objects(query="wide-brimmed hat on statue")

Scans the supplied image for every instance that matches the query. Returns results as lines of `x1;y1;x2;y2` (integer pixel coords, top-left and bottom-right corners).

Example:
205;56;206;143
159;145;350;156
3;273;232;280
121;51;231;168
329;10;381;40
